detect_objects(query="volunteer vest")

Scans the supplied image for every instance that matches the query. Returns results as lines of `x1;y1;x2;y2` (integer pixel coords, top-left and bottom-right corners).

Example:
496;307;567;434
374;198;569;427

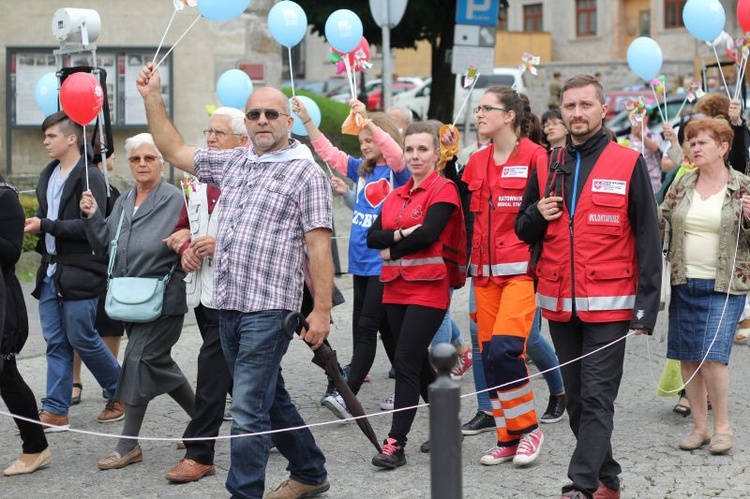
535;142;639;322
380;171;466;288
465;138;543;285
184;183;219;308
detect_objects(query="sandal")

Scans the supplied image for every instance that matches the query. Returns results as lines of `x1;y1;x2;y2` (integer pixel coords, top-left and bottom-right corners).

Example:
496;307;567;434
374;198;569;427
734;328;750;344
673;394;691;417
71;382;83;406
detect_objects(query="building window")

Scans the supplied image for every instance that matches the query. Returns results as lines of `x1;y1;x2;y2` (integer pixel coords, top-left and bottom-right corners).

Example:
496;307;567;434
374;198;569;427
664;0;687;28
576;0;597;37
523;4;543;32
498;4;509;31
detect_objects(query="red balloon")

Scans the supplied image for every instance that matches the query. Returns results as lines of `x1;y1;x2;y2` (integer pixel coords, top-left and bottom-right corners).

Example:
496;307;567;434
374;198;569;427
59;72;104;125
739;0;750;33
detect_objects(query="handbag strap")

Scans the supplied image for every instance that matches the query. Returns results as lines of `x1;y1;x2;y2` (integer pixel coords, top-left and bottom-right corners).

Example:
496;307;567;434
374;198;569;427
107;210;126;278
107;207;178;284
662;219;671;254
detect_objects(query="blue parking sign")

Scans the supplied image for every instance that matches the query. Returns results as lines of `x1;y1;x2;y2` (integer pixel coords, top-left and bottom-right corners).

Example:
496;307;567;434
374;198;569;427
455;0;500;26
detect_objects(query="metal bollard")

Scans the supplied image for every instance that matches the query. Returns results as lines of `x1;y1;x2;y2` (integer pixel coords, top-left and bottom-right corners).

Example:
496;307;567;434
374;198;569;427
429;343;462;499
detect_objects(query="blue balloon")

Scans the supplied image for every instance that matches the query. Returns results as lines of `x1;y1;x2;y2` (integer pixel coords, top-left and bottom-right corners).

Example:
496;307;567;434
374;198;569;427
627;37;663;81
324;9;363;54
216;69;253;109
290;96;320;136
35;72;59;116
199;0;251;22
683;0;725;42
269;1;308;48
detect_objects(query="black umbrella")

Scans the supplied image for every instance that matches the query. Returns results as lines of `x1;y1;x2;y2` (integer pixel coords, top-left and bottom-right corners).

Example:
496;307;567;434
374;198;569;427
283;312;381;453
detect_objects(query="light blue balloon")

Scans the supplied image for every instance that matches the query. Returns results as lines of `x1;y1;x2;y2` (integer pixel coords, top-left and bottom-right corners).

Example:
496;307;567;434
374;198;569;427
35;72;59;116
269;1;308;48
290;96;320;136
216;69;253;109
324;9;363;54
627;37;663;81
199;0;251;22
683;0;725;42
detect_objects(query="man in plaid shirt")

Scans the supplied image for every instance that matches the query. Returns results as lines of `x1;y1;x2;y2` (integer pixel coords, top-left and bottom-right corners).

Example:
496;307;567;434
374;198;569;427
137;63;333;499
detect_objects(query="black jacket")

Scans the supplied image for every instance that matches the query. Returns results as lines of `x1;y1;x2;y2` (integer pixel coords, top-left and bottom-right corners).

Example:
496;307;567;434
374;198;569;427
0;182;29;359
515;129;662;332
32;156;107;301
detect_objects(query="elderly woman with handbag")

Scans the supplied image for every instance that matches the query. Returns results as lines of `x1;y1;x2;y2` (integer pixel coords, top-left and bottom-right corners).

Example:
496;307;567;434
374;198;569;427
661;117;750;455
80;133;195;470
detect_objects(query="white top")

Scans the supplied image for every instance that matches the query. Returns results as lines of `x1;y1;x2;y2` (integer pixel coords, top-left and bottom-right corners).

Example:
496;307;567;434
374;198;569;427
684;188;724;279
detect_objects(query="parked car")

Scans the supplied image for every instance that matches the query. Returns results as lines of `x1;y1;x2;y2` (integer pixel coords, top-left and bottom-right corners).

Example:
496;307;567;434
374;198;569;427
282;77;347;96
366;82;419;110
605;96;695;138
329;77;424;105
392;67;526;125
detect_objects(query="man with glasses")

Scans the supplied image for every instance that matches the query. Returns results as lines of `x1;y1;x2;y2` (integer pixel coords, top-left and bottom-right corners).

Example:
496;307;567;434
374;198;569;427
136;64;332;499
163;107;247;484
24;111;123;432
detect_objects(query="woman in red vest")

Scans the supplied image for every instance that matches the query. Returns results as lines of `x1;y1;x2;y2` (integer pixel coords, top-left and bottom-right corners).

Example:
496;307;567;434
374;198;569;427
462;86;547;467
367;121;465;468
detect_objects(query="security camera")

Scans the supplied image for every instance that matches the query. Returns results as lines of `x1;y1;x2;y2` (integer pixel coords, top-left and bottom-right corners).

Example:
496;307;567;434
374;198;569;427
51;8;101;46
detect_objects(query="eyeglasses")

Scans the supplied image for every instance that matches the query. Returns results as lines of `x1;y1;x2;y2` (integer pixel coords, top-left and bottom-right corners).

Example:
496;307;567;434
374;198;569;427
203;129;242;139
128;155;160;165
473;105;507;114
245;109;290;121
543;120;564;130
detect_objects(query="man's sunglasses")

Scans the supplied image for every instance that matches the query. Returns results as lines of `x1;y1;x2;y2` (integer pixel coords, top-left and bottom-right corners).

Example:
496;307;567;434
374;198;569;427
245;108;290;121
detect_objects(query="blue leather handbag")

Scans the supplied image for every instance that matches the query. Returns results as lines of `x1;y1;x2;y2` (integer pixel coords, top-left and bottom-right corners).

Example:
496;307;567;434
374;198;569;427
104;210;175;323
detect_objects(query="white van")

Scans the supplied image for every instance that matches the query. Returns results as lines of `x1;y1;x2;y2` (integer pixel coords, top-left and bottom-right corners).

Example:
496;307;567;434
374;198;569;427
392;67;526;126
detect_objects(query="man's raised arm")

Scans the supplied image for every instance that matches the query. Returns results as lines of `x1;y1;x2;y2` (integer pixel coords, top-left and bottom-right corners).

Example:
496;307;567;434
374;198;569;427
136;62;197;173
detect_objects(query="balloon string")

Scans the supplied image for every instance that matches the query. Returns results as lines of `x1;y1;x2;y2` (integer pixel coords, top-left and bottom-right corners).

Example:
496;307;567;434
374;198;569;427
288;47;296;98
83;127;89;191
735;53;748;101
153;9;178;64
712;45;732;100
154;14;202;71
674;93;689;121
453;76;480;126
662;83;668;123
649;83;666;124
343;56;356;101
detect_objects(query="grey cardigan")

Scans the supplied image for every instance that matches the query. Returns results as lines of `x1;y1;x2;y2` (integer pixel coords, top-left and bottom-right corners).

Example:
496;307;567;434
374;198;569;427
84;180;187;316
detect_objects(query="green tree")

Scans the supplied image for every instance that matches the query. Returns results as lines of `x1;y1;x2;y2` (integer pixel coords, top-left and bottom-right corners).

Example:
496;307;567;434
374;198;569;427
298;0;459;123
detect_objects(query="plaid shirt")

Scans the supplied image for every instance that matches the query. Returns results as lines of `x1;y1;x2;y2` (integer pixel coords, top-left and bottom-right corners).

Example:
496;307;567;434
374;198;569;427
194;140;332;313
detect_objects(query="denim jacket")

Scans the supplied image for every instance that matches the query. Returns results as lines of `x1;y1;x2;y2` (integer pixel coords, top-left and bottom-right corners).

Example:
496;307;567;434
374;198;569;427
660;168;750;294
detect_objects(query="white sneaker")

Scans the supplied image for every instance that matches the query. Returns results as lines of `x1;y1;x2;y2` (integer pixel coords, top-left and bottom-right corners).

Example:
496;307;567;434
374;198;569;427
322;392;352;420
379;394;395;411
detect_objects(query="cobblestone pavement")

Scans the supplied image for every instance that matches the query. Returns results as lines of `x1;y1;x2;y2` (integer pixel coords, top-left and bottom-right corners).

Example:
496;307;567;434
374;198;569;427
2;198;749;497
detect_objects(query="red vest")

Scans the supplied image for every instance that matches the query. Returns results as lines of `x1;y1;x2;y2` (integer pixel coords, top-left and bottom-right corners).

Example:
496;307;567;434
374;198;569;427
535;142;639;322
380;172;467;288
464;138;545;285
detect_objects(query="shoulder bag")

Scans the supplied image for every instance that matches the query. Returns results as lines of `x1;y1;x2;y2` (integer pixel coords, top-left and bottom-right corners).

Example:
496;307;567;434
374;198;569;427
104;210;176;323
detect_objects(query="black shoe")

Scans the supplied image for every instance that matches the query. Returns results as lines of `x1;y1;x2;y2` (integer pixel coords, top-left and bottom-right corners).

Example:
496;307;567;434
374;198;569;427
388;366;396;379
372;438;406;469
71;382;83;406
420;433;463;453
461;411;495;435
540;393;566;424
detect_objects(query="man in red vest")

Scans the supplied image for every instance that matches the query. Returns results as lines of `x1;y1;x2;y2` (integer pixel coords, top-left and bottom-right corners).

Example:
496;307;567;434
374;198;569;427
515;74;661;499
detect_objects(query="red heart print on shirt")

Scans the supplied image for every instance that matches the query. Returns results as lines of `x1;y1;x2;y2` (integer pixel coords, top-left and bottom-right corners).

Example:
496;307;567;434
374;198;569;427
364;178;390;207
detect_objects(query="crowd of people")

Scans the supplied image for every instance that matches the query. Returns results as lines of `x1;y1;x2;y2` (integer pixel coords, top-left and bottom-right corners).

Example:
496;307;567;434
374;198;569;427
1;65;749;499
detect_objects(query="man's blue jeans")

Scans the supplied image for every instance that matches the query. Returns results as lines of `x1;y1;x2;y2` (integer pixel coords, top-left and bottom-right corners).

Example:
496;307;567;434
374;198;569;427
220;309;327;499
38;276;120;416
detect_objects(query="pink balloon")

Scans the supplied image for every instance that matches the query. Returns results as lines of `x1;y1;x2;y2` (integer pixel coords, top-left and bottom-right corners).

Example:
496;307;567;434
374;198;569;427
59;73;104;125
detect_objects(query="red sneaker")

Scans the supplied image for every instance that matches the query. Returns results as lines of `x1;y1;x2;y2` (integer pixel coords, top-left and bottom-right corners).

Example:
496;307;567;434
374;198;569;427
593;481;621;499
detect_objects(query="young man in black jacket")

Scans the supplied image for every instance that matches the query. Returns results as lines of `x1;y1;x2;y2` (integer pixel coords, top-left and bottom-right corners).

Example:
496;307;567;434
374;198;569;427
24;111;122;431
515;75;661;499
